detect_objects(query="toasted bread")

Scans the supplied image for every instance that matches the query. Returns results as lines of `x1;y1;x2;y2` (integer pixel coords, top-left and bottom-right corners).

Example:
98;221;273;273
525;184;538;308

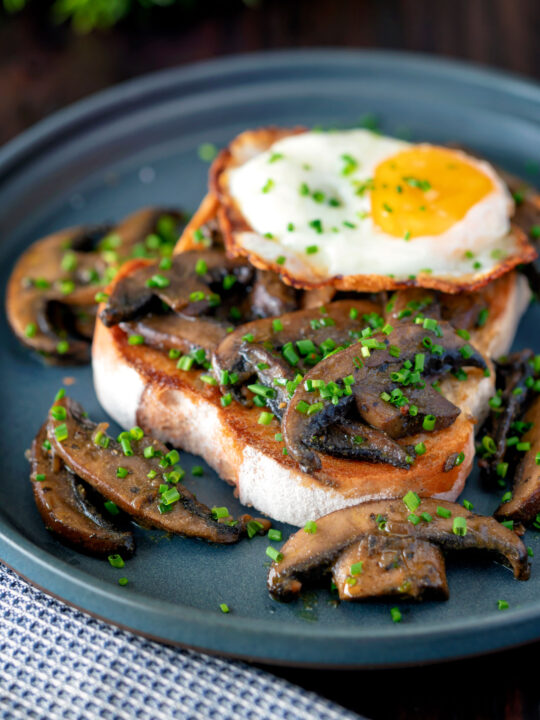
92;251;530;525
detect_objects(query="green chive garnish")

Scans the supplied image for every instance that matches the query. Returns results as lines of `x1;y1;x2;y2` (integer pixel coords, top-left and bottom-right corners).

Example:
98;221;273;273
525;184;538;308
108;554;125;568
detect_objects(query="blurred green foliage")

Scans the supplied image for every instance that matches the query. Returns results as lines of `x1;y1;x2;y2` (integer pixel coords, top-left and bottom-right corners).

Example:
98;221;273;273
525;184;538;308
2;0;259;32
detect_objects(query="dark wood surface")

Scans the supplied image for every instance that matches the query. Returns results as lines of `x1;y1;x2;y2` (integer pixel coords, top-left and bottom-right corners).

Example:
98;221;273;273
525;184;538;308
1;2;539;718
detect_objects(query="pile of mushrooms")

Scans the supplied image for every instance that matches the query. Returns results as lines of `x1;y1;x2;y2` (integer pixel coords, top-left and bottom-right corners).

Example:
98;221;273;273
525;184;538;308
267;497;530;602
30;394;260;554
7;208;184;362
479;350;540;524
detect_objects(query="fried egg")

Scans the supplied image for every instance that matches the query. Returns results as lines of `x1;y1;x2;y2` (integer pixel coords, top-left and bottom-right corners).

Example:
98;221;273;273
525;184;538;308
217;128;535;292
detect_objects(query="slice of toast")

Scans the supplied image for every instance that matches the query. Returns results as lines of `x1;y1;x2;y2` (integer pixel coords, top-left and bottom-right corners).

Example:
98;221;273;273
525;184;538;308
93;253;530;526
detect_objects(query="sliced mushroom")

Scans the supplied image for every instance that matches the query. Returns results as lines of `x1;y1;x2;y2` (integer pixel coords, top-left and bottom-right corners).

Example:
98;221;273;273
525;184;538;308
213;299;381;390
30;423;134;556
121;313;229;355
332;536;448;601
385;290;440;324
495;394;540;523
6;207;185;363
100;249;253;327
307;420;412;469
386;288;488;333
283;320;487;472
478;350;536;478
47;396;240;544
250;270;298;318
6;225;110;362
267;498;529;601
354;380;460;439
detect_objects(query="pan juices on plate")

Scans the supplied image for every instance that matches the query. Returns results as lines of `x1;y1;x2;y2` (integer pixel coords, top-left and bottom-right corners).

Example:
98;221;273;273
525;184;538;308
93;127;536;527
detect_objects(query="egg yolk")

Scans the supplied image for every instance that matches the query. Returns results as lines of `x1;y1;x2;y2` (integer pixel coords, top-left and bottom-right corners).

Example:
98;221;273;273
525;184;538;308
371;146;495;239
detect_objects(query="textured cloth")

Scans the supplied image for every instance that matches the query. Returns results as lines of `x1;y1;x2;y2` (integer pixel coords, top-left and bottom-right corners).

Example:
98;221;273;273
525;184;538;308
0;563;360;720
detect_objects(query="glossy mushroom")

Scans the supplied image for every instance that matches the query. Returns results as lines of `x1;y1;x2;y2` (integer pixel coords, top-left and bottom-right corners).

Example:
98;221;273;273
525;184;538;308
6;207;185;363
267;498;530;601
495;394;540;523
47;396;240;544
282;320;487;472
30;423;134;556
331;535;448;601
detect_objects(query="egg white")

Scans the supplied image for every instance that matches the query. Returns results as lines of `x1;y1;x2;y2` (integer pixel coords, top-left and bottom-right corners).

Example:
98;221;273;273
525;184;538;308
227;129;514;283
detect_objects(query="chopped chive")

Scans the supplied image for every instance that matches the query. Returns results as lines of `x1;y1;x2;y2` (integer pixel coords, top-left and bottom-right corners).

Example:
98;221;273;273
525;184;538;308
306;245;319;254
116;467;129;479
35;473;46;482
25;322;37;338
304;521;317;534
56;340;70;355
177;356;194;371
104;500;119;515
50;406;67;421
414;442;426;455
221;393;232;407
54;423;68;442
247;520;264;538
212;506;230;519
266;546;283;562
258;411;275;425
350;562;363;576
453;516;467;536
422;415;436;431
497;599;509;611
200;374;218;385
118;577;129;586
403;491;421;512
390;607;402;623
120;438;133;457
198;143;218;162
262;178;275;193
128;334;144;346
462;499;474;511
130;426;144;441
268;529;282;542
437;506;452;519
146;274;170;289
219;603;230;613
276;255;286;265
108;554;125;568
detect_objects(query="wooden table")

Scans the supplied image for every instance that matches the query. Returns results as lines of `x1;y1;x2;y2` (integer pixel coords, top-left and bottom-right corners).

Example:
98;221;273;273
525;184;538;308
1;1;539;717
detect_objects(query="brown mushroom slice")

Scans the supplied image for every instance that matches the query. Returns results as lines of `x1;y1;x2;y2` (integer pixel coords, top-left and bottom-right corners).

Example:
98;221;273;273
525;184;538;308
47;396;240;544
267;498;529;601
120;313;228;355
478;350;536;477
6;225;112;362
250;269;299;317
385;287;492;334
101;250;252;327
307;421;412;469
385;290;440;324
332;536;448;601
301;286;337;309
283;320;487;472
31;423;134;557
354;379;460;440
495;395;540;523
213;299;380;388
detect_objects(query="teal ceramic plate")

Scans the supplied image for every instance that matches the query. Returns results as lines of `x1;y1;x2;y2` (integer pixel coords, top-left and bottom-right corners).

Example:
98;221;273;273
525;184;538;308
1;50;539;667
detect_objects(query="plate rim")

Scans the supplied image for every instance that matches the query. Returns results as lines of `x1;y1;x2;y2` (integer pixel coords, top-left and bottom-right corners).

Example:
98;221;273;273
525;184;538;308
1;48;540;667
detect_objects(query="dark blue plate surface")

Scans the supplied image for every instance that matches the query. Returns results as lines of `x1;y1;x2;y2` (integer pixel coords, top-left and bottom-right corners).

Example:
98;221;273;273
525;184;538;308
1;50;539;667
